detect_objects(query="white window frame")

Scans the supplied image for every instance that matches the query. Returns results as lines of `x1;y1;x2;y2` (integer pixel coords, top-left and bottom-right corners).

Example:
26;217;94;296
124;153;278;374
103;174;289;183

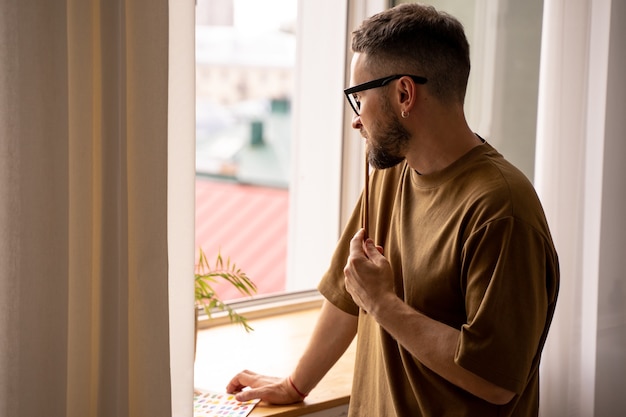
287;0;386;291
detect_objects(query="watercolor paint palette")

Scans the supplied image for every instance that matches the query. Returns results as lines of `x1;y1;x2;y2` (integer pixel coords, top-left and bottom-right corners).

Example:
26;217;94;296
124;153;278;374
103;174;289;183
194;389;260;417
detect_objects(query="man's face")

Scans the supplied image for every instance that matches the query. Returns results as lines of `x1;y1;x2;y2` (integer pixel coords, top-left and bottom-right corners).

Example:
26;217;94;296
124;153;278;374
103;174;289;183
350;54;411;170
362;96;411;170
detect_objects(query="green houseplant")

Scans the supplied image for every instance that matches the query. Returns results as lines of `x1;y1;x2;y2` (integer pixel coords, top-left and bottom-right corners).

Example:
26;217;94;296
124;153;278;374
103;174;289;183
194;247;257;356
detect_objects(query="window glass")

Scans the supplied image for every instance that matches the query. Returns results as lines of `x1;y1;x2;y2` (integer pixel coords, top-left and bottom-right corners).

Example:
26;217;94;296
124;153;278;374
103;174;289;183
195;0;297;300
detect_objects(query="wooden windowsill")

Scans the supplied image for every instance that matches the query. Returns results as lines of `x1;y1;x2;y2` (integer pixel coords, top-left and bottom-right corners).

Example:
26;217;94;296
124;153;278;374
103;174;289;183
194;304;355;416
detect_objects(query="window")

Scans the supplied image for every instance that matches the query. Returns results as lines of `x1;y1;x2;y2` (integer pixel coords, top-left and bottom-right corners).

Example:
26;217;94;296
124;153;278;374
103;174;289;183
195;0;544;305
195;0;296;301
195;0;356;303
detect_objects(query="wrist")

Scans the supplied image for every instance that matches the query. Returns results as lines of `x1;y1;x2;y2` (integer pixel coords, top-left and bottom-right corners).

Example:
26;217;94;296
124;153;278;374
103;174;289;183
288;375;308;400
370;292;402;323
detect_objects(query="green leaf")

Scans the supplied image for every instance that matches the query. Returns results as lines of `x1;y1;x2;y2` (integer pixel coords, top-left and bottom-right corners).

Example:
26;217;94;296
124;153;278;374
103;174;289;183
194;246;257;332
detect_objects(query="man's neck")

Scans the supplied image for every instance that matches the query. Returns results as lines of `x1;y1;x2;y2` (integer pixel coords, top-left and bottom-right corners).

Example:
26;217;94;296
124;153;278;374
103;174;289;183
405;122;481;175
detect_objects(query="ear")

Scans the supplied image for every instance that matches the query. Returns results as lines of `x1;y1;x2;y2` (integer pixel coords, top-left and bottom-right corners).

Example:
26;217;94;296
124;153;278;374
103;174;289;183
395;76;418;113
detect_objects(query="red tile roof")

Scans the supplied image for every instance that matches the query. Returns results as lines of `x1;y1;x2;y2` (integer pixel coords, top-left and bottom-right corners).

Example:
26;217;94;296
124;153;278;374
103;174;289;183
195;178;288;301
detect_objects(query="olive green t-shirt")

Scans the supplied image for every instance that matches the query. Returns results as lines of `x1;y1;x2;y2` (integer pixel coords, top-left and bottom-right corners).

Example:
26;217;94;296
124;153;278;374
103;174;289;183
318;142;559;417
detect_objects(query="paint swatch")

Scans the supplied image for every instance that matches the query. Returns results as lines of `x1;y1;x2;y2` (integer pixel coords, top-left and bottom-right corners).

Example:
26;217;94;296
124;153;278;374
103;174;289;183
194;389;260;417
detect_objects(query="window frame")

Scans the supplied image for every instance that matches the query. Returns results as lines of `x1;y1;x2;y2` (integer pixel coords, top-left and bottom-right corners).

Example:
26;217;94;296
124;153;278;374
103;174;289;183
195;0;542;313
287;0;387;292
191;0;388;317
285;0;349;292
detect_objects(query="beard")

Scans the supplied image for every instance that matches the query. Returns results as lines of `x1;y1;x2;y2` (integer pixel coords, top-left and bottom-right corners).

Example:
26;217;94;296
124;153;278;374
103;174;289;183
363;101;411;169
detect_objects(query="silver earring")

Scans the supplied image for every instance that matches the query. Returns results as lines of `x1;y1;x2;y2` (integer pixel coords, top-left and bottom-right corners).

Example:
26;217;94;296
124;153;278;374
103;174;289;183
401;110;409;119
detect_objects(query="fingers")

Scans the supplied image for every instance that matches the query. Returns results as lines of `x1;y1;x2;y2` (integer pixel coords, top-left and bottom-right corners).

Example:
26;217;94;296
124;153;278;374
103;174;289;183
234;386;265;402
349;228;367;256
349;228;384;259
344;228;373;283
225;370;303;404
363;238;385;260
225;369;257;394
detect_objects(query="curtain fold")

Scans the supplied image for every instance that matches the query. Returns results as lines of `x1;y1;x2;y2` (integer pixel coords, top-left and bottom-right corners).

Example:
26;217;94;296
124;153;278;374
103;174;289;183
535;0;626;415
1;0;172;416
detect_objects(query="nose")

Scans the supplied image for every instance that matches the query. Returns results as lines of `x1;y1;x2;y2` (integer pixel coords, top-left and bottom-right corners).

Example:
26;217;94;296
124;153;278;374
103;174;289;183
351;114;362;130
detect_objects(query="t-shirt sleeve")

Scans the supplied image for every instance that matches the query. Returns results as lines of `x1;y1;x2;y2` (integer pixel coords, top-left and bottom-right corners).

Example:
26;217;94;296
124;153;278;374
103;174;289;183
454;216;559;394
317;195;363;317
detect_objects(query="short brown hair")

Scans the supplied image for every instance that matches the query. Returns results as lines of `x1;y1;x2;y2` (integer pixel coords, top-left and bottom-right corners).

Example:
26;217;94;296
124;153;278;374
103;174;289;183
351;3;470;104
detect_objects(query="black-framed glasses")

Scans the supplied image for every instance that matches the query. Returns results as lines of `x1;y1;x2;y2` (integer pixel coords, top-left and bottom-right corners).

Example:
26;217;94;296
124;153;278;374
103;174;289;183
344;74;427;116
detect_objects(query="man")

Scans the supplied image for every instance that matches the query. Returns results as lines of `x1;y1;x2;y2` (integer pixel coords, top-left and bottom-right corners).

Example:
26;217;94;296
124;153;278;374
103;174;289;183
227;3;559;416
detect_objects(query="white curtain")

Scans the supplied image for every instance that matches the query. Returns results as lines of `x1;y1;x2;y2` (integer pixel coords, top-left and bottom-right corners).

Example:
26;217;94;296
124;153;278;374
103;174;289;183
536;0;626;416
0;0;181;415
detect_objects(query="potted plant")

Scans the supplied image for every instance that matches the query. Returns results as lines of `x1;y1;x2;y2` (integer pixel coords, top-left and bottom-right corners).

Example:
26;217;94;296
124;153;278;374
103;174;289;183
194;247;257;357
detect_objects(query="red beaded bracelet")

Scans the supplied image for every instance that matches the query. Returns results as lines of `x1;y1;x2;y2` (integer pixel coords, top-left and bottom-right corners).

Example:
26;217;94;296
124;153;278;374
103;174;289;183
288;376;308;399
